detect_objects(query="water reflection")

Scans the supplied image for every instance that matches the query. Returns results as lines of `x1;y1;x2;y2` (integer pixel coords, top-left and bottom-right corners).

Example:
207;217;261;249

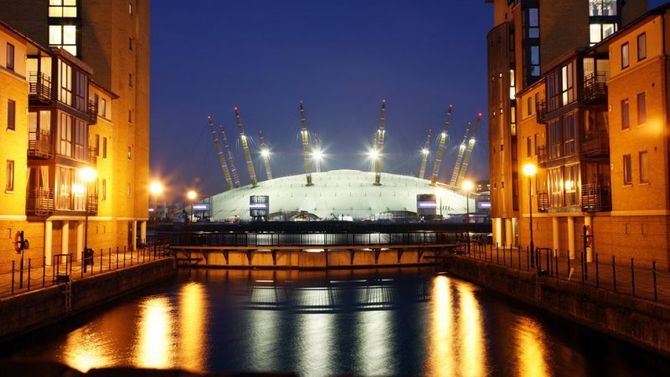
356;286;396;376
135;296;175;369
298;311;334;376
457;284;487;377
515;316;550;377
178;282;208;373
427;275;454;376
63;328;112;372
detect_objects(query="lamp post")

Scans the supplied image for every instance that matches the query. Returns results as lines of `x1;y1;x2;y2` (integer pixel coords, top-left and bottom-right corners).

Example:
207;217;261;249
149;181;164;223
186;189;198;222
462;180;474;255
523;163;538;268
79;167;97;272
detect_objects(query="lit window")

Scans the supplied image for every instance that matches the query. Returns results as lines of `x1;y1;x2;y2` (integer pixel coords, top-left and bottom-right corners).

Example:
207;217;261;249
128;146;132;159
49;0;77;18
589;23;617;45
6;160;15;192
637;92;646;124
639;151;649;183
623;154;632;185
561;62;574;105
589;0;617;16
6;43;14;71
621;42;629;68
509;69;515;99
637;33;647;61
129;2;133;15
527;8;539;38
100;98;107;117
621;99;629;129
49;25;77;55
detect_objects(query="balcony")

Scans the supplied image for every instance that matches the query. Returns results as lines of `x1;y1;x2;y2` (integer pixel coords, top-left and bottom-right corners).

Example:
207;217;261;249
87;193;98;215
536;100;548;123
87;99;98;124
28;72;52;102
537;145;549;167
537;192;549;212
87;147;98;165
28;131;53;159
583;72;608;104
27;189;55;216
581;183;611;212
582;130;609;158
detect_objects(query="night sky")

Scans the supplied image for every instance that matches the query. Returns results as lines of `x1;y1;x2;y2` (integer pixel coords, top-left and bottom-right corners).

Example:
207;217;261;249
150;0;667;199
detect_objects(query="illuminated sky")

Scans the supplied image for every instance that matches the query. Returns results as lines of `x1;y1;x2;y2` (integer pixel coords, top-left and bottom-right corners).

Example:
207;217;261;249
150;0;666;198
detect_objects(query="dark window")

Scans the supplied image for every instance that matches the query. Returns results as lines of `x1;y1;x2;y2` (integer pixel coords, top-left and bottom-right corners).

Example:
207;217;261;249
639;151;649;183
534;133;539;155
7;99;16;130
6;43;14;71
637;92;646;124
527;96;533;116
129;73;133;87
637;33;647;61
527;8;539;38
95;134;100;156
129;37;134;51
527;137;531;157
623;154;632;185
564;113;576;156
128;110;133;123
6;160;14;192
621;42;629;69
102;137;107;159
621;99;630;129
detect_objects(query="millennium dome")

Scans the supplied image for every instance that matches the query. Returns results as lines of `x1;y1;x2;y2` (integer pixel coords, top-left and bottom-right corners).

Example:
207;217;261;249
209;169;473;221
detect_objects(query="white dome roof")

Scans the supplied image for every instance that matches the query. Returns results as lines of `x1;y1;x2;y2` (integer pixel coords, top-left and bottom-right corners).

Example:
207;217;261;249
210;169;472;221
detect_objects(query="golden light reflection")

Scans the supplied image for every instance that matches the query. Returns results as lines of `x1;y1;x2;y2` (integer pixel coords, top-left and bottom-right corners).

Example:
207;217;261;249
63;328;112;372
427;275;454;377
135;296;175;369
356;287;395;376
458;284;487;377
515;317;550;377
179;282;208;373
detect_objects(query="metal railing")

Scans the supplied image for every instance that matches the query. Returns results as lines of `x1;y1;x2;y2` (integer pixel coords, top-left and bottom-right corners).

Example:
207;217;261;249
537;192;549;212
456;239;670;306
582;130;609;157
87;147;98;165
0;240;171;299
87;99;98;123
581;183;611;212
583;71;608;103
28;130;53;159
26;189;55;216
87;193;98;215
28;72;52;101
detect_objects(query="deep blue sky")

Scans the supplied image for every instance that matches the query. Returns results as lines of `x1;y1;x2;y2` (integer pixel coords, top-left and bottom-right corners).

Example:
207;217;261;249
150;0;667;198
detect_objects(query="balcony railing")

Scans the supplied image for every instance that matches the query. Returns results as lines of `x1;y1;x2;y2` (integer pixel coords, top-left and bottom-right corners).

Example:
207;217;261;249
537;145;549;166
582;183;611;212
27;189;55;216
583;71;608;104
28;131;53;159
87;193;98;215
28;72;52;101
87;147;98;165
87;99;98;123
582;130;609;157
537;192;549;212
536;100;548;123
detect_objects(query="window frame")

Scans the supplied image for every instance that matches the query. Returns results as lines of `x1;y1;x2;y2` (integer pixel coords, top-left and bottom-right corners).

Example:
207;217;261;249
7;99;16;131
637;32;647;61
621;98;630;130
6;43;15;71
639;150;649;184
623;154;633;185
6;160;15;192
621;42;630;69
637;92;647;125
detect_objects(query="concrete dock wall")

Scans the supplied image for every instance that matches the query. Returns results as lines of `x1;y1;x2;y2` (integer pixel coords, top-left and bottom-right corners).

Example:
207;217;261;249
178;248;438;269
0;259;176;342
443;256;670;357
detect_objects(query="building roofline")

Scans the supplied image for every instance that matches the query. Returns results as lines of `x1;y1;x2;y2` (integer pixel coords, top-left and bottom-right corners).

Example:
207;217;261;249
0;19;50;54
90;79;120;99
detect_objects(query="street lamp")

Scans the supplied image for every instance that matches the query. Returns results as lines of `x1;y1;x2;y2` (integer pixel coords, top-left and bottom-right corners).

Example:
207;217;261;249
523;162;538;268
79;167;96;272
149;181;164;223
367;148;380;161
260;148;271;159
186;189;198;222
462;179;474;255
421;148;429;156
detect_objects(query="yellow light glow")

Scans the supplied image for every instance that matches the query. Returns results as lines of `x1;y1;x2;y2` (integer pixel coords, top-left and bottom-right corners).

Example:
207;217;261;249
149;181;164;195
260;148;271;158
515;317;550;377
179;282;208;373
458;284;487;377
421;148;430;155
136;296;175;369
428;275;455;376
63;327;112;372
72;183;85;195
522;163;537;177
564;180;574;191
368;148;381;161
312;149;324;161
79;167;97;183
186;190;197;201
462;180;475;193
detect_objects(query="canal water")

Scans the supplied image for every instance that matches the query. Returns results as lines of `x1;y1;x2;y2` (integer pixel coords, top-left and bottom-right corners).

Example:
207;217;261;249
7;268;670;376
